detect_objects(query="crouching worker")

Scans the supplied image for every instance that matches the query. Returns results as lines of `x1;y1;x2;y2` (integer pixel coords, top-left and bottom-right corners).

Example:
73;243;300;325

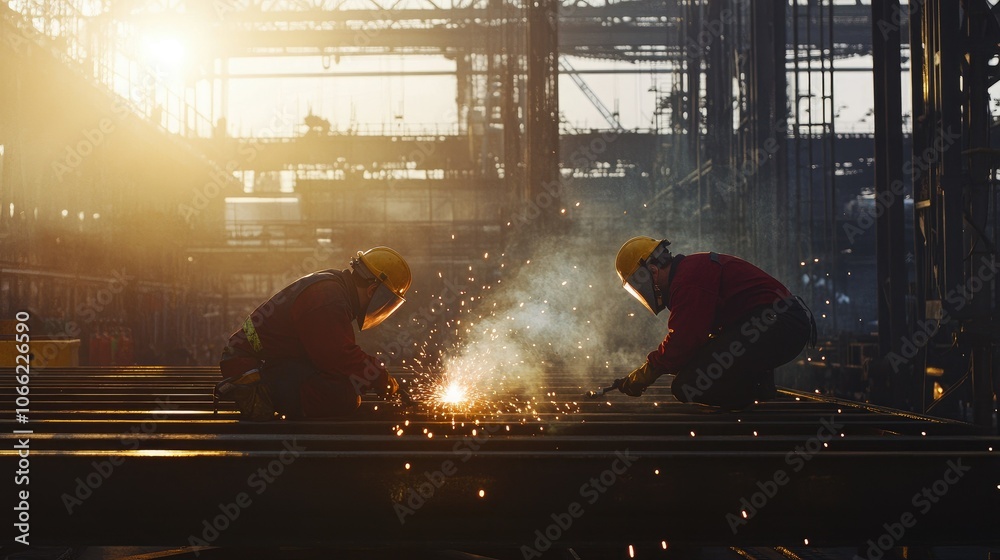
215;247;410;420
614;236;816;410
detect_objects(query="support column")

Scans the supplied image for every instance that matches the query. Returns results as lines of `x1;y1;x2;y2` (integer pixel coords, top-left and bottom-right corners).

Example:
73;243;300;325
872;0;910;407
525;0;559;218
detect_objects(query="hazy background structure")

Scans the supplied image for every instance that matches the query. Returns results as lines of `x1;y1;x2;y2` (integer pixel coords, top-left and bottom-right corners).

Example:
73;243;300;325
1;0;998;426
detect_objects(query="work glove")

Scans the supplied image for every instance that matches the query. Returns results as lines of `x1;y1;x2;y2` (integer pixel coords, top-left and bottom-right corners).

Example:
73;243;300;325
619;362;658;397
374;368;400;400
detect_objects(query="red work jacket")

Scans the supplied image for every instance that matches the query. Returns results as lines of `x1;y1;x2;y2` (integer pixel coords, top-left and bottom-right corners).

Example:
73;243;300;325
227;269;380;380
647;253;792;375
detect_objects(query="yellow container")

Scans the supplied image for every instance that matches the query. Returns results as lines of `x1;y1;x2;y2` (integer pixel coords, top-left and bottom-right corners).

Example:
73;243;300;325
0;339;80;368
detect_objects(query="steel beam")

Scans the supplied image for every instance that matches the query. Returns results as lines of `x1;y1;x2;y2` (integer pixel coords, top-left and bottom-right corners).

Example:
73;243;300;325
0;366;997;549
910;0;1000;429
116;4;883;60
871;0;910;408
524;0;559;218
961;0;1000;429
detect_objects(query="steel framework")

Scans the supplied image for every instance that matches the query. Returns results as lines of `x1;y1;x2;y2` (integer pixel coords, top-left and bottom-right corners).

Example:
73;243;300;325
904;0;1000;428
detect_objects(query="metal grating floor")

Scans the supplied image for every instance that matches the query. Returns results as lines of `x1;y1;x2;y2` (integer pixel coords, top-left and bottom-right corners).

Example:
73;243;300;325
0;366;998;558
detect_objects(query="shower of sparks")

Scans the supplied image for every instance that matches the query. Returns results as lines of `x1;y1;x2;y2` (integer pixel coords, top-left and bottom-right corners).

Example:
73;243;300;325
387;246;648;425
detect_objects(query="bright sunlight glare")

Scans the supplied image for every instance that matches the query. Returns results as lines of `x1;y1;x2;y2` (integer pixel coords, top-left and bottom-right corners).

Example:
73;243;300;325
144;37;185;69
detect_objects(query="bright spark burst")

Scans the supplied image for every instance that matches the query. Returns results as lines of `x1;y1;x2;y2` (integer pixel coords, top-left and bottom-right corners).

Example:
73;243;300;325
439;381;468;404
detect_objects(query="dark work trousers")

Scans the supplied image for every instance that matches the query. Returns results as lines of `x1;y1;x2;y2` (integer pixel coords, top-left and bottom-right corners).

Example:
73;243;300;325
670;297;813;409
259;359;362;419
220;346;362;418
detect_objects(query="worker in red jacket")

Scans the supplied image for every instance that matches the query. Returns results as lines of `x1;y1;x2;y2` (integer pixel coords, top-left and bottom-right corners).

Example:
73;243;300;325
615;236;815;409
215;247;410;420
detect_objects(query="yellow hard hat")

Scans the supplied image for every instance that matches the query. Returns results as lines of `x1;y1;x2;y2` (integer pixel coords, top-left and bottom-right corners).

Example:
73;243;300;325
616;236;671;315
357;246;411;296
615;236;662;285
353;247;411;329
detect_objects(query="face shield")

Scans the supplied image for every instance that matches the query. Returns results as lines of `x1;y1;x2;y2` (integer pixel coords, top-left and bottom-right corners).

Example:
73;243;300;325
358;282;406;330
623;265;665;315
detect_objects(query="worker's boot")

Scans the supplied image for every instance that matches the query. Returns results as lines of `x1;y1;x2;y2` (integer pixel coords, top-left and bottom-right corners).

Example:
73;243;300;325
752;369;777;402
214;369;276;421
